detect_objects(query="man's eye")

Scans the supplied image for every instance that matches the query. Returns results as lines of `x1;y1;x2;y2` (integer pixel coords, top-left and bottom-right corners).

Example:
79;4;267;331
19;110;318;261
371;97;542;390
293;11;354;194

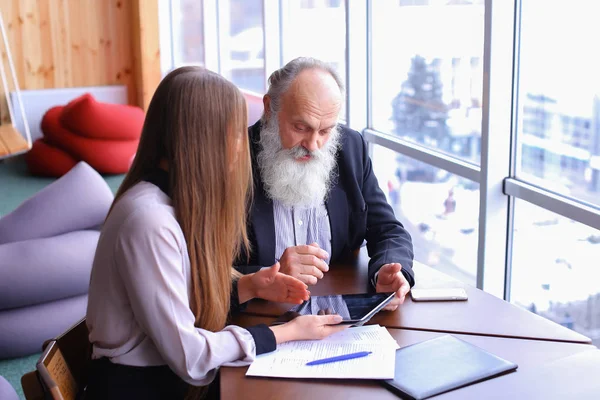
295;125;305;132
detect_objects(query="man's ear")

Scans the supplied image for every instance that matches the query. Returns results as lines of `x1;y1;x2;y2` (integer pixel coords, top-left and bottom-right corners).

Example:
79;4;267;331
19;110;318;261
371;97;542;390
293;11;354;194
263;95;271;118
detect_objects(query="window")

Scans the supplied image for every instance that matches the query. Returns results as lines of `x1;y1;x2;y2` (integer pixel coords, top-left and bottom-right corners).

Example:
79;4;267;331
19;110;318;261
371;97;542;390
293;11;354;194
301;0;342;7
169;0;205;68
280;0;347;119
220;0;265;93
511;200;600;346
399;0;428;5
516;0;600;207
158;1;600;349
371;145;479;285
370;0;485;164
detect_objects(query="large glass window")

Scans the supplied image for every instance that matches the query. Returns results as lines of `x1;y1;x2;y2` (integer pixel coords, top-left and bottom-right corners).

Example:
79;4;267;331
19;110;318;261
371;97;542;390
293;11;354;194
516;0;600;207
371;145;479;286
221;0;265;93
172;0;205;66
370;0;485;164
511;200;600;347
280;0;347;109
159;2;600;347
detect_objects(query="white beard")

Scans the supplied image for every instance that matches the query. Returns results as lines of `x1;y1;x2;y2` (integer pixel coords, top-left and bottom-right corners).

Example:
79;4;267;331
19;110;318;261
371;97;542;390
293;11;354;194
257;114;341;209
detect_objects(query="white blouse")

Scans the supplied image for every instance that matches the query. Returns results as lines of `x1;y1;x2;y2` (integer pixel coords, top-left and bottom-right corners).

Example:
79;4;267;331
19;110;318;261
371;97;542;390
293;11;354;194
86;182;259;386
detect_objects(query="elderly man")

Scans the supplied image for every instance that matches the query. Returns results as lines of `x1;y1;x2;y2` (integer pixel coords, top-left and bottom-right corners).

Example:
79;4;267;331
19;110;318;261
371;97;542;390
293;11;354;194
236;57;414;310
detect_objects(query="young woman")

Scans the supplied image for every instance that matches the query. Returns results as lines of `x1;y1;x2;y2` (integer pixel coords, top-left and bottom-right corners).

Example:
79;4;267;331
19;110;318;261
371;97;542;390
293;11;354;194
85;66;346;399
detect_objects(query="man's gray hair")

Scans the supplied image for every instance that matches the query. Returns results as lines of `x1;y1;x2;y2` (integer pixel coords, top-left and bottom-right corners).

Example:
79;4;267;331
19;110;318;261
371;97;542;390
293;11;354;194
263;57;345;119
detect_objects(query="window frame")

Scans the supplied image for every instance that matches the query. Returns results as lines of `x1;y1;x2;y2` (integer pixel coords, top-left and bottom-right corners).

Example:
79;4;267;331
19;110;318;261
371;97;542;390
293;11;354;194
160;0;600;302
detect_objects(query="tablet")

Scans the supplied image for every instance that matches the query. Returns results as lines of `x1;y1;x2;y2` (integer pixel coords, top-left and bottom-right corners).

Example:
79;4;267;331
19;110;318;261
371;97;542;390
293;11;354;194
272;292;395;327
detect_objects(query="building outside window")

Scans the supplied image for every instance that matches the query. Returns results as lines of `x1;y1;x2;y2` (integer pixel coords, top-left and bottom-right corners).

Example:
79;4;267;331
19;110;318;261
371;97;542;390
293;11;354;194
370;0;485;283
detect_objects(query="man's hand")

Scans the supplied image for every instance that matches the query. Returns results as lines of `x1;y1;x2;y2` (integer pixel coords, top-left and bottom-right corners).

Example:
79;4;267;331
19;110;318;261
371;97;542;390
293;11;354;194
241;262;310;304
375;263;411;311
279;243;329;285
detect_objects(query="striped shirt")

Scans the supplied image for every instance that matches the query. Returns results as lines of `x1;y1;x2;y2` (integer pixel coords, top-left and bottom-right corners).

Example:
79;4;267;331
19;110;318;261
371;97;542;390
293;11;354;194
272;200;381;287
273;200;332;263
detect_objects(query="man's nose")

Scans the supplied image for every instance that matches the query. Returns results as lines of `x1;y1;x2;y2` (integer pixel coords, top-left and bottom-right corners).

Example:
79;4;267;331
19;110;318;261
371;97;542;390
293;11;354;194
303;132;320;152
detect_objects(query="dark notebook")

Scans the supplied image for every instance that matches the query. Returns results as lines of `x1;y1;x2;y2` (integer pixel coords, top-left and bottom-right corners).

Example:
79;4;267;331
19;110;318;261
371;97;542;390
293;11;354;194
381;335;518;399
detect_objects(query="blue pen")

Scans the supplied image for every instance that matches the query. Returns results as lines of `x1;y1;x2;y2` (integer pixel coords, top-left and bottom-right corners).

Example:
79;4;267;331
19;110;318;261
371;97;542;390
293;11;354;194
306;351;373;366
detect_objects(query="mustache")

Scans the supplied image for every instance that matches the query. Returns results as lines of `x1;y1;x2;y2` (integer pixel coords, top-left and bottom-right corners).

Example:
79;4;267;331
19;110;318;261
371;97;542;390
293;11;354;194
286;145;323;160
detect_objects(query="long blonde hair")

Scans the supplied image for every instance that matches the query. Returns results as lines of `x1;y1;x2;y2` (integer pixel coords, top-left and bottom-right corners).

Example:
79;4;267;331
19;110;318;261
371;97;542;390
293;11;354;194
112;66;251;332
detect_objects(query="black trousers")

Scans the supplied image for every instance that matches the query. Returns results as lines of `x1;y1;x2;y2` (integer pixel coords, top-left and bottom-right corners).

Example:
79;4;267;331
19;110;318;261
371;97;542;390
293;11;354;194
84;358;220;400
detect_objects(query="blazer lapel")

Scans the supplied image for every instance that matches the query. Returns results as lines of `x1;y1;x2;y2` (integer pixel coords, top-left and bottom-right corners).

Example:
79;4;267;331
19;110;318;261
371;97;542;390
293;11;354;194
249;122;276;266
251;183;275;266
326;175;347;261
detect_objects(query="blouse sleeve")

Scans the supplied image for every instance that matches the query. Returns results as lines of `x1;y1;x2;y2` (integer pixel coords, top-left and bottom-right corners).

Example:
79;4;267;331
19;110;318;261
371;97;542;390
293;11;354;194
114;207;275;386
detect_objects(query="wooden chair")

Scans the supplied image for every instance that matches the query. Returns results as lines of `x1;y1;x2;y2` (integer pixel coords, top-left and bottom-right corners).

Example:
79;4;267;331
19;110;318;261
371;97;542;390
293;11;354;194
21;318;91;400
36;340;78;400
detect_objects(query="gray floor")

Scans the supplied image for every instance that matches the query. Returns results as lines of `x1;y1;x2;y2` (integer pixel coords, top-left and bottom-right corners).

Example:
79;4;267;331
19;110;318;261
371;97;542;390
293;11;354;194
0;156;124;398
0;354;39;399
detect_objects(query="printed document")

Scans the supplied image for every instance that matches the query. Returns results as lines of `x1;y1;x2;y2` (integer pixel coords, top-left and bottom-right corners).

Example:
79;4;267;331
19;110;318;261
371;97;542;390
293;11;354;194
246;325;398;379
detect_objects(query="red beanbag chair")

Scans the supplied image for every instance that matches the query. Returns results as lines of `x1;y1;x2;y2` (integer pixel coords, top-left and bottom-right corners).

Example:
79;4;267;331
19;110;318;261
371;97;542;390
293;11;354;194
25;139;79;177
42;106;139;174
60;93;144;141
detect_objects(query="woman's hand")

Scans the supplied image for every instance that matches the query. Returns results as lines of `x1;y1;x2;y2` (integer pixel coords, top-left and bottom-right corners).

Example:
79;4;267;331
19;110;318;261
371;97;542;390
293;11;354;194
238;262;310;304
270;315;350;344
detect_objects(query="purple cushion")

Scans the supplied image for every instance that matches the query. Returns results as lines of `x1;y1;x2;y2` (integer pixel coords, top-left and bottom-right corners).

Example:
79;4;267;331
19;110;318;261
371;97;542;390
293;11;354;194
0;376;18;400
0;161;113;245
0;295;87;359
0;230;99;310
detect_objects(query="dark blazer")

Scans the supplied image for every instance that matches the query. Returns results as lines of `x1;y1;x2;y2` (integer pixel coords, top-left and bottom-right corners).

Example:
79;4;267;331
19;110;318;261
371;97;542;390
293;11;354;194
236;121;415;287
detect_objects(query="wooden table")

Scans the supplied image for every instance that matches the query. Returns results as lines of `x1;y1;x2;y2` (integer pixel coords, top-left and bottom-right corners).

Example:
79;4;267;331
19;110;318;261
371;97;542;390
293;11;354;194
243;251;591;344
222;315;598;400
227;252;596;398
432;349;600;400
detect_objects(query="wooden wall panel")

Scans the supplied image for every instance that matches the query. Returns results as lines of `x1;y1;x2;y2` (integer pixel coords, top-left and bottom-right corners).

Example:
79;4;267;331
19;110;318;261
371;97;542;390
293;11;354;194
0;0;144;126
131;0;160;111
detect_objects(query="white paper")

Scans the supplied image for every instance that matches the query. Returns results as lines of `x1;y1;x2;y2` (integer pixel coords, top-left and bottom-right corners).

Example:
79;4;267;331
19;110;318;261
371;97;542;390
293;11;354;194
322;325;400;349
246;325;398;379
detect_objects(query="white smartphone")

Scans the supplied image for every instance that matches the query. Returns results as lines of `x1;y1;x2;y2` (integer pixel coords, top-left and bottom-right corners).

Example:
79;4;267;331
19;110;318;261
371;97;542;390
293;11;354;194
410;288;468;302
